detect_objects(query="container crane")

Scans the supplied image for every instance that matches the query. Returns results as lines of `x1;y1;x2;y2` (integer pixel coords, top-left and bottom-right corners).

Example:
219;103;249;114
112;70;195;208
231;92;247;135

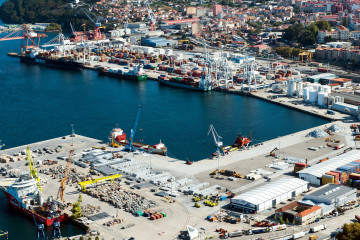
52;219;61;239
144;0;156;31
27;146;42;193
127;105;142;152
0;25;47;53
74;8;105;40
56;150;75;202
208;124;224;179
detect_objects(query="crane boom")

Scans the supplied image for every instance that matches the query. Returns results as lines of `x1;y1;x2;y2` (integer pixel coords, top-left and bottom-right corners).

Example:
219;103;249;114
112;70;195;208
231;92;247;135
57;149;75;202
74;8;102;27
207;124;223;148
128;105;142;152
27;146;42;192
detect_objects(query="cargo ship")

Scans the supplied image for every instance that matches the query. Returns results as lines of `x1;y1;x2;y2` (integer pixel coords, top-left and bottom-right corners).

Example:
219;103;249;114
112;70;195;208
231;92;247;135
1;174;68;226
108;128;167;156
99;65;148;81
158;75;213;92
19;50;83;70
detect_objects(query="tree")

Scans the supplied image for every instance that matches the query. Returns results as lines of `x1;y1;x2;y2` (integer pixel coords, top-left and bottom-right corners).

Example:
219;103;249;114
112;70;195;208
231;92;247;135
72;202;82;219
316;20;331;31
78;194;82;203
336;222;360;240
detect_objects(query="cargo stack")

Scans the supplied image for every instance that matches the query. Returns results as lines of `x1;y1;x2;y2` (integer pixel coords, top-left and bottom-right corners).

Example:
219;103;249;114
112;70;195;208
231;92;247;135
294;163;308;173
322;174;334;185
349;173;360;189
325;172;340;184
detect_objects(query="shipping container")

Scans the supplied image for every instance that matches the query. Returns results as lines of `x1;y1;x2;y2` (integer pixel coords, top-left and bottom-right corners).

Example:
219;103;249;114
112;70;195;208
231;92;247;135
349;173;360;180
322;174;334;185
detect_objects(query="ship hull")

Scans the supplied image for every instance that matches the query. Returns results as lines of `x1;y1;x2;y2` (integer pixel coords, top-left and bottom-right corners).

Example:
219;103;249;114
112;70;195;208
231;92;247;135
19;56;83;70
159;79;211;92
99;71;148;81
2;190;68;226
117;140;167;156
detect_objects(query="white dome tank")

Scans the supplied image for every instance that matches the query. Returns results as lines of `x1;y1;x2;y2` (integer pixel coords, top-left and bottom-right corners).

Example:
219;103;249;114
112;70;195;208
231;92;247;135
309;89;318;103
287;81;297;96
318;92;327;106
296;81;303;91
323;85;331;94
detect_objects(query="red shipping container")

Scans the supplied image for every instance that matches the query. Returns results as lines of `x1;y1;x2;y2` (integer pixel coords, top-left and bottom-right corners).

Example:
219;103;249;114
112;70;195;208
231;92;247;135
295;163;307;167
349;173;360;180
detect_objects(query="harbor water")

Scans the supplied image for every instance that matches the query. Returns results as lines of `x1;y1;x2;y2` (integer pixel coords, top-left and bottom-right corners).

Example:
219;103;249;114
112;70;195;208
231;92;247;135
0;33;329;238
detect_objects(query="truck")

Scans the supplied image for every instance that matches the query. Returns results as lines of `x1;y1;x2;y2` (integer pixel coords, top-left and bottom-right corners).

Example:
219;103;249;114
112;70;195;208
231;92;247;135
224;230;244;238
292;231;305;239
310;224;327;233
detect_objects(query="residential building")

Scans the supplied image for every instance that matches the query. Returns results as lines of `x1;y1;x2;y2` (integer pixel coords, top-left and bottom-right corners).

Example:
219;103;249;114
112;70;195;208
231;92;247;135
276;201;322;225
337;25;350;41
213;4;222;16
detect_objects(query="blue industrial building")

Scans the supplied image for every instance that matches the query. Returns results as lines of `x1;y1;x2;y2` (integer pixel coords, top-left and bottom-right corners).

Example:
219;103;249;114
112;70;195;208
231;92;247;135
141;36;175;47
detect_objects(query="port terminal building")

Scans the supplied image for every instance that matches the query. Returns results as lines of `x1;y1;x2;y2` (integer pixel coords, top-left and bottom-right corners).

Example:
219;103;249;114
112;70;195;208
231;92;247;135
230;178;309;213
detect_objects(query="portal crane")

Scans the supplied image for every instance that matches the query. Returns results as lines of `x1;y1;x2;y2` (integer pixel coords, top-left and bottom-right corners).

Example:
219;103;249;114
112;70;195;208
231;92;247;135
27;146;42;192
144;0;156;31
127;105;142;152
208;124;224;178
56;150;75;202
74;8;105;40
31;207;45;240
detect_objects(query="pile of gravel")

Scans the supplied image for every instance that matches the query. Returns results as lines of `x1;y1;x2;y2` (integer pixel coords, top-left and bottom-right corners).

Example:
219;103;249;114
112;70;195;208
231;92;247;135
328;124;345;133
306;129;329;138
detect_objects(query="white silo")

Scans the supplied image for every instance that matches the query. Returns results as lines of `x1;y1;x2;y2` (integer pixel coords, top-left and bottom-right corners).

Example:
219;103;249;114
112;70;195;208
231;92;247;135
303;87;309;102
323;85;331;94
318;92;327;106
287;81;297;96
296;81;303;91
309;89;318;103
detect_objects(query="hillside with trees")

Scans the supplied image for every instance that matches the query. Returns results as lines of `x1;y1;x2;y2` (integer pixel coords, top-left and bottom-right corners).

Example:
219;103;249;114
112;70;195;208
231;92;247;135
0;0;99;31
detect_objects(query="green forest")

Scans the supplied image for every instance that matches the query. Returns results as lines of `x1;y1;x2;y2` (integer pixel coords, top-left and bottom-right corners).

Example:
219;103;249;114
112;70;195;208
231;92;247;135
0;0;100;31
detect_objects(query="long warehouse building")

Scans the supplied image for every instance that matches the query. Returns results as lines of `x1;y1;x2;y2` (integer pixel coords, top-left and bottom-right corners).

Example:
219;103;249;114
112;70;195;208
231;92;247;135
297;151;360;185
230;178;309;213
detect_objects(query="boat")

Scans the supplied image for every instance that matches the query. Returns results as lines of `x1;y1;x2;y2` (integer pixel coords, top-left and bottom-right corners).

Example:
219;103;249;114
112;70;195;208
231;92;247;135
158;75;213;92
1;174;68;226
232;132;252;148
99;65;148;81
150;140;167;155
19;50;83;70
108;127;127;144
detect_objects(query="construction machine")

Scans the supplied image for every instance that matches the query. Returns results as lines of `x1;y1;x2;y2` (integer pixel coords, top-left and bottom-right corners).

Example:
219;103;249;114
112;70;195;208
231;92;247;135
269;147;278;157
57;150;75;202
27;146;42;192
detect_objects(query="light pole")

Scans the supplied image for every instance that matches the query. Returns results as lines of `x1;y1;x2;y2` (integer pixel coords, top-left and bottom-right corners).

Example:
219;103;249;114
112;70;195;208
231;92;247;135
70;124;74;146
150;153;152;170
0;140;5;162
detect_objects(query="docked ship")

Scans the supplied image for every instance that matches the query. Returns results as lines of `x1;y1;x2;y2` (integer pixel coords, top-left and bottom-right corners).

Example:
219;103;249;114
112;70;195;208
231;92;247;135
99;65;148;81
158;74;213;92
108;128;167;156
1;174;68;226
19;50;83;70
232;133;252;148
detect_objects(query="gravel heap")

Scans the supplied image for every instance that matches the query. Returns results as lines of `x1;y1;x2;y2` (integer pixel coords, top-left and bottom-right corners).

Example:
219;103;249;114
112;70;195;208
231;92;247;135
306;129;329;138
328;124;345;133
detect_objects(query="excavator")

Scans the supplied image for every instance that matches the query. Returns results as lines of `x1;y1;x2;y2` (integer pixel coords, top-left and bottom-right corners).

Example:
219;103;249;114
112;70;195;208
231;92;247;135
269;147;278;157
57;150;75;202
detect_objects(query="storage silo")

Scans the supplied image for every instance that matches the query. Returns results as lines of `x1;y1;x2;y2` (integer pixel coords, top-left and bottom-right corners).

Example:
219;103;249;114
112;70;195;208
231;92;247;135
318;92;327;106
303;87;309;102
287;81;297;97
309;89;318;103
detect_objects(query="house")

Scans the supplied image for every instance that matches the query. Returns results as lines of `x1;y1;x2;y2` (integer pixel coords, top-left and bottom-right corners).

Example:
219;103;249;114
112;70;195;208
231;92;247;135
275;201;322;225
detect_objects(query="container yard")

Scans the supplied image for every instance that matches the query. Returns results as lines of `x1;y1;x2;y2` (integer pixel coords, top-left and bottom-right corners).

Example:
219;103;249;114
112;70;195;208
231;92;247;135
0;119;360;239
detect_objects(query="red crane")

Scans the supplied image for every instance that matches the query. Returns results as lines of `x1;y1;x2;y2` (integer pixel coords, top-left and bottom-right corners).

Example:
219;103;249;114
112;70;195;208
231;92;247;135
0;24;47;53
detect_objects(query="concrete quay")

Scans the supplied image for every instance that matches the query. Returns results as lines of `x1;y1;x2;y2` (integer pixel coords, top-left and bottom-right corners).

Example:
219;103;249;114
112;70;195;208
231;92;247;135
0;119;358;240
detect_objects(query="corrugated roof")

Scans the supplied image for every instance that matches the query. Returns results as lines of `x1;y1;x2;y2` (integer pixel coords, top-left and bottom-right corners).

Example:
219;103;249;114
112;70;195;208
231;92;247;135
232;178;309;205
298;151;360;178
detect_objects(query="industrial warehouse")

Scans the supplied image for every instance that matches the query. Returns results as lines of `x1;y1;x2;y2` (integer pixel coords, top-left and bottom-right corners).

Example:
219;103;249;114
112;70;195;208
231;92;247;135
230;178;309;213
298;151;360;185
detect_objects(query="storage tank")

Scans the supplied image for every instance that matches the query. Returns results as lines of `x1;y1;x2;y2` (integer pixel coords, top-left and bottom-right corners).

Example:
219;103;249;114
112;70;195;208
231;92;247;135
318;92;327;106
323;85;331;94
296;81;303;91
309;89;318;103
287;81;297;96
303;87;309;102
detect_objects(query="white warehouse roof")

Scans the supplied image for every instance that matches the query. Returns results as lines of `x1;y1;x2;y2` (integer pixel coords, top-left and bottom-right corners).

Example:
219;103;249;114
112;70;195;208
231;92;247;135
231;177;309;206
298;151;360;178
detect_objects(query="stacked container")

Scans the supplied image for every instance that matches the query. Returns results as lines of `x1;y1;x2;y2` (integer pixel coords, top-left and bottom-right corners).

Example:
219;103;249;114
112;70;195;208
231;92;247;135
322;174;334;184
294;163;308;173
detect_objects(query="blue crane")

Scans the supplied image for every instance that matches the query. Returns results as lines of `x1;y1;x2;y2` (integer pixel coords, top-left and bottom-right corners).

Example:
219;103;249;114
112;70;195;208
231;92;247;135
127;105;142;152
30;207;45;240
52;218;62;239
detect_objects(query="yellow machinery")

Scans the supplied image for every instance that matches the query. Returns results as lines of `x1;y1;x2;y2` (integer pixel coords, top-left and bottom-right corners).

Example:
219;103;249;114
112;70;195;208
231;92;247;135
57;149;75;202
110;132;119;148
27;146;42;192
298;52;312;63
78;174;122;192
92;146;106;150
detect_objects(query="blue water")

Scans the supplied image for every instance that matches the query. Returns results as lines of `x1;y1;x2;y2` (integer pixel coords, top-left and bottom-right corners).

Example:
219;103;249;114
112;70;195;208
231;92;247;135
0;31;329;238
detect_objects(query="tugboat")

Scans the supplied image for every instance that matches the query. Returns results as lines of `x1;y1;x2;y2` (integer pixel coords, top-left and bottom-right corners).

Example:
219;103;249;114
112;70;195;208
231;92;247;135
232;132;252;148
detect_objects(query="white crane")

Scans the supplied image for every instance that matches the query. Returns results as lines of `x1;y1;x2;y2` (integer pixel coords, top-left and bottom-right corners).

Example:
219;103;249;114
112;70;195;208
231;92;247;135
144;0;156;31
208;124;224;179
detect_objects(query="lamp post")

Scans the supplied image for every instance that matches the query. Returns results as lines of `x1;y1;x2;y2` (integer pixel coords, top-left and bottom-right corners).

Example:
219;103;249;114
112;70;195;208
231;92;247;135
70;124;74;146
0;140;5;161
